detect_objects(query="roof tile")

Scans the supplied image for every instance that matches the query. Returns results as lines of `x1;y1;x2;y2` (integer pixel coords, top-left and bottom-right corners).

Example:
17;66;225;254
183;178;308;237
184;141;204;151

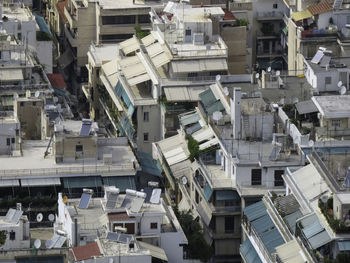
307;1;333;15
71;242;102;261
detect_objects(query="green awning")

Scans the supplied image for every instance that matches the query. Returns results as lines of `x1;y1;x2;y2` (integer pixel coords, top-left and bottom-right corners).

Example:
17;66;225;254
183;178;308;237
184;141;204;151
203;183;213;201
216;190;240;201
63;176;102;188
103;176;136;192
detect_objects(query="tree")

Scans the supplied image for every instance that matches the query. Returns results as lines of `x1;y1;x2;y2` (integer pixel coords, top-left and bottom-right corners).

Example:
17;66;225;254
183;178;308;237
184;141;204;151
174;208;213;262
134;24;149;39
0;230;6;246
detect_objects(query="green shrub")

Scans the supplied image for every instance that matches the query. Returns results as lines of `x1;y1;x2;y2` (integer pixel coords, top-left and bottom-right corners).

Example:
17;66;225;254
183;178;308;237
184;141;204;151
186;135;200;161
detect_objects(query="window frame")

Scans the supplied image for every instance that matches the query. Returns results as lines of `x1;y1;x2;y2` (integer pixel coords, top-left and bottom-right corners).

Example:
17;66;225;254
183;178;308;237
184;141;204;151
251;169;262;185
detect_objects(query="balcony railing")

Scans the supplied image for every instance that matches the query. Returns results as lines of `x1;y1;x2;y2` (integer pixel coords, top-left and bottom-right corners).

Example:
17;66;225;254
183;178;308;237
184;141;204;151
298;28;337;39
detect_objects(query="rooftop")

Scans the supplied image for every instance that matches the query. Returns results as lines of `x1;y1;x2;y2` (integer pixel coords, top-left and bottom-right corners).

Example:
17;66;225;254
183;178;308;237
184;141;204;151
305;56;350;73
88;43;119;67
98;0;165;9
0;138;136;178
1;6;34;22
312;95;350;118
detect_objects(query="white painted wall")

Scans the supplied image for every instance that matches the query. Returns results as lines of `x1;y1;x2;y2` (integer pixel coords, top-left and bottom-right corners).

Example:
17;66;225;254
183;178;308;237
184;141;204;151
317;12;332;29
3;21;36;49
140;214;162;236
0;216;30;250
161;232;186;263
35;41;53;73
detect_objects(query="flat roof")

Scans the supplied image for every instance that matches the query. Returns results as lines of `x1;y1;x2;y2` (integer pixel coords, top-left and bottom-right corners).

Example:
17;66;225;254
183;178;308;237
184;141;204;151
88;44;119;66
98;0;165;9
2;6;34;22
0;139;136;178
312;95;350;118
305;57;350;73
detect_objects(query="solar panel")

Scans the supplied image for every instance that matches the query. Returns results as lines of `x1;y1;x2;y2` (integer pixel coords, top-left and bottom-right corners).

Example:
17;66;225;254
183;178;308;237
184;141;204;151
78;193;92;209
150;188;161;204
269;146;282;161
11;210;23;224
106;192;119;209
320;55;331;67
46;234;60;249
4;208;16;222
130;197;145;213
144;188;153;203
54;236;66;248
106;232;120;241
121;196;134;208
311;50;324;64
119;234;133;244
80;122;92;136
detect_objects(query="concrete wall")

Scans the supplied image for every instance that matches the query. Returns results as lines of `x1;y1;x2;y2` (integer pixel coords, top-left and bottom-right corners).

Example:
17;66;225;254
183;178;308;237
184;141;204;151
160;231;186;263
137;105;161;154
317;12;332;29
140;214;162;236
3;20;36;49
36;41;53;73
0;217;30;250
0;120;19;155
242;113;274;141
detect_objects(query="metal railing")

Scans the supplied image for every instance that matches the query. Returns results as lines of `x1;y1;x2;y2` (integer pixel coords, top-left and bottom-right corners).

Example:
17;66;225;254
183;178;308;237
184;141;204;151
0;163;134;178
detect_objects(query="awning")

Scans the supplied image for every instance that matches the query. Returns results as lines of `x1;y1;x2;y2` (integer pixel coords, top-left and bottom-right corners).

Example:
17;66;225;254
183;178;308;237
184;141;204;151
138;241;168;261
0;179;20;187
63;176;102;188
0;69;24;82
171;59;228;73
119;37;140;55
180;113;200;126
275;240;307;263
58;49;74;69
296;100;318;114
164;86;209;102
102;176;136;192
338;241;350;251
291;10;312;21
21;178;61;186
243;201;267;222
193;128;214;143
199;137;219;150
216;190;240;201
240;238;262;263
203;184;213;202
197;201;212;225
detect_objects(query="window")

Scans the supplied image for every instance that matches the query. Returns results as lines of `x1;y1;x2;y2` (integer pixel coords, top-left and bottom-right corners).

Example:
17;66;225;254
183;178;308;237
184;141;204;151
144;112;149;122
102;15;136;25
20;102;24;107
273;3;278;8
224;216;235;233
33;102;36;106
185;29;191;36
11;138;15;144
274;170;284;186
10;231;15;240
143;133;149;141
76;145;83;152
138;14;150;24
150;222;158;229
195;190;199;204
251;169;262;185
332;119;341;127
15;129;19;136
188;72;198;78
6;138;10;146
325;76;332;84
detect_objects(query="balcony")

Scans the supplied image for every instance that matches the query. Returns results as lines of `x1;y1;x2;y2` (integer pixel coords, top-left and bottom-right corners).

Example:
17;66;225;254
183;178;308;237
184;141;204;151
256;11;283;21
297;28;337;40
64;6;77;29
64;26;78;47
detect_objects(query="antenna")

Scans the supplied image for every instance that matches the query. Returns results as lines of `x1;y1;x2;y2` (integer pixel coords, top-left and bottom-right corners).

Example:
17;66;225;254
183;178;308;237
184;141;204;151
36;213;43;222
34;239;41;249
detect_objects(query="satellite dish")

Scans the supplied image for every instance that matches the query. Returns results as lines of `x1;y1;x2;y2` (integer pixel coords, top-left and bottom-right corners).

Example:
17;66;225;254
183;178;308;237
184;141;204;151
215;75;221;81
337;81;343;88
255;73;260;79
267;66;272;72
309;140;314;147
48;214;55;222
35;91;40;98
13;93;19;100
63;196;68;203
345;219;350;227
53;97;58;103
340;86;347;95
212;111;223;121
36;213;43;222
181;176;188;185
34;239;41;249
276;70;280;76
320;195;328;203
223;87;229;96
45;239;54;249
292;97;299;104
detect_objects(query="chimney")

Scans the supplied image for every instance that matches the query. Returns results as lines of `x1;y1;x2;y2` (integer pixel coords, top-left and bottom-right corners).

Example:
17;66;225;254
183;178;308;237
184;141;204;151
232;88;241;139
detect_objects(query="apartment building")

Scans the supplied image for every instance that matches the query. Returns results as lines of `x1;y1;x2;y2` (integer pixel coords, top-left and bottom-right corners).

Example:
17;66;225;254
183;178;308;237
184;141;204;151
61;0;166;77
57;187;188;262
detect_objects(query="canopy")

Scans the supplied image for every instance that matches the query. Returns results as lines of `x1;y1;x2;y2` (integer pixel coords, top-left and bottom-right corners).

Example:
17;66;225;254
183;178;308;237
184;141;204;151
21;178;61;186
291;10;312;21
138;241;168;261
